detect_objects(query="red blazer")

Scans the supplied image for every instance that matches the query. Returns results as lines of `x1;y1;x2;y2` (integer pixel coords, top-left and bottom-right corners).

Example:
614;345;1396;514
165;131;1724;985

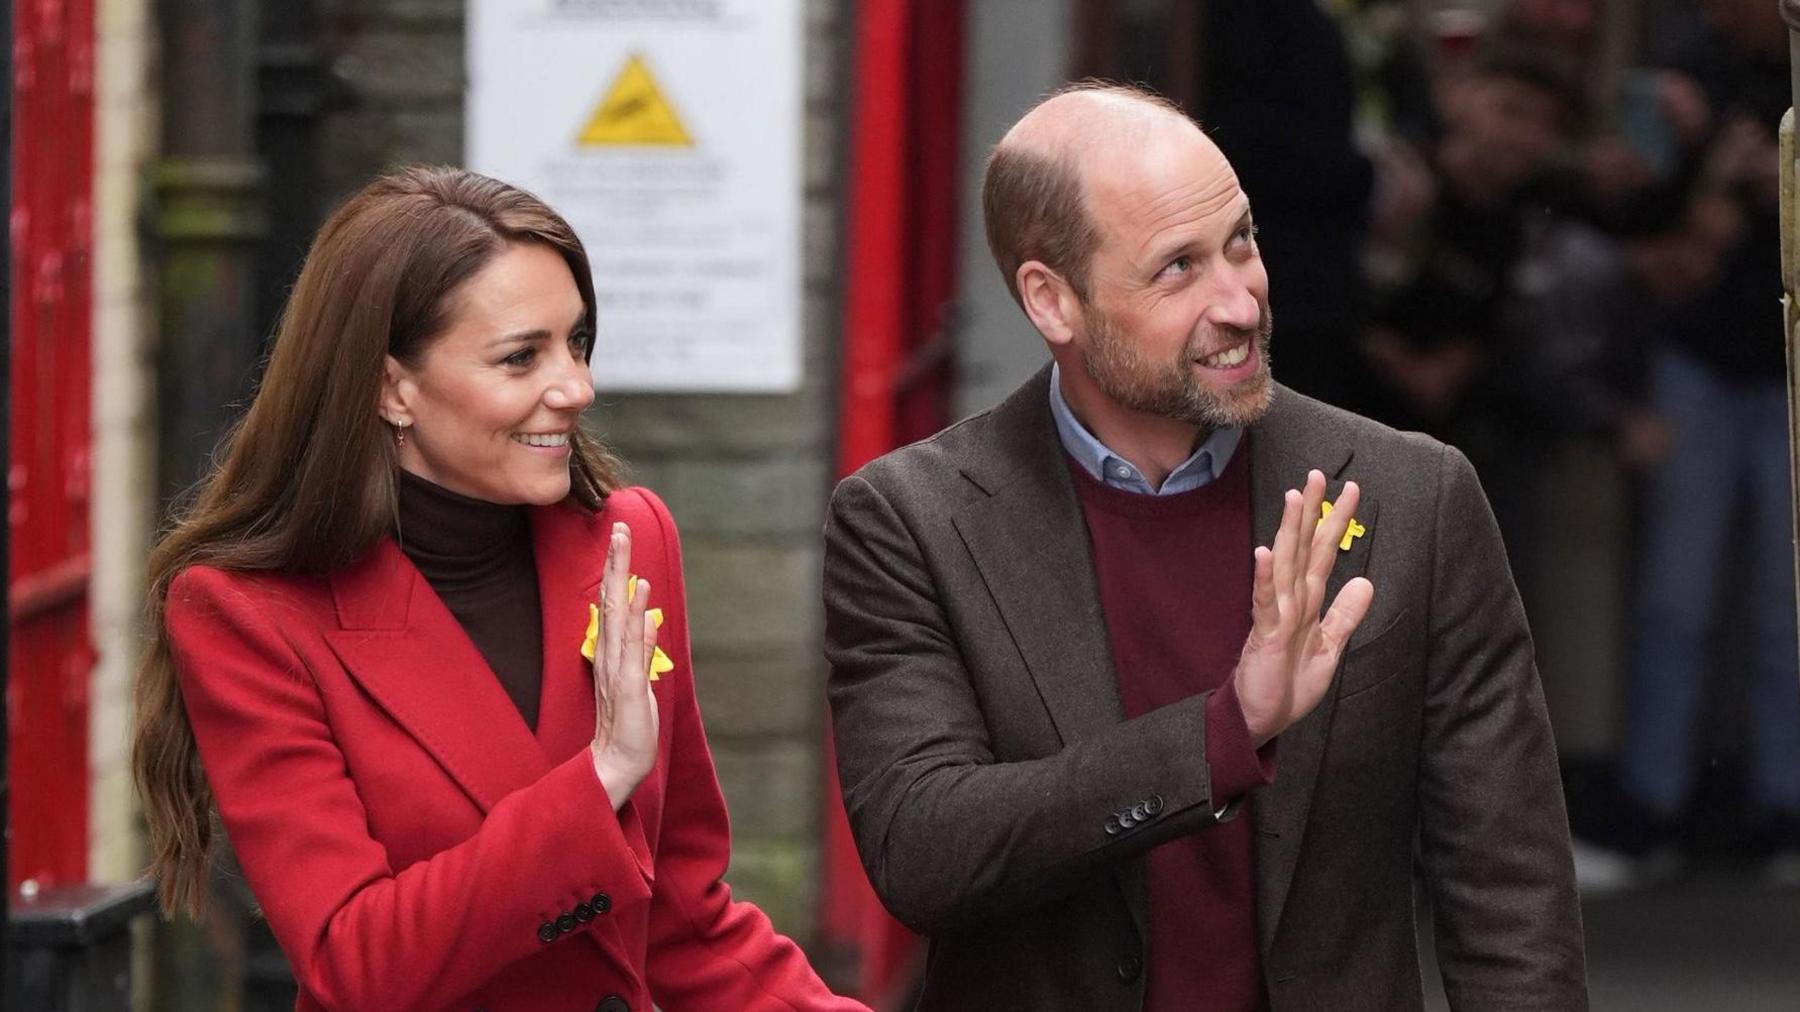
168;487;865;1012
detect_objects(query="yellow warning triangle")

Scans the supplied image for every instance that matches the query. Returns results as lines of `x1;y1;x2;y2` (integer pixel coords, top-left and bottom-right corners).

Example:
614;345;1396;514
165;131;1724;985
577;54;693;148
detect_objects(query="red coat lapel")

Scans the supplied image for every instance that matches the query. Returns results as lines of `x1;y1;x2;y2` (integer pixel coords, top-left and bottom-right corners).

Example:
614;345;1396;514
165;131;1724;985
322;540;550;814
529;500;608;760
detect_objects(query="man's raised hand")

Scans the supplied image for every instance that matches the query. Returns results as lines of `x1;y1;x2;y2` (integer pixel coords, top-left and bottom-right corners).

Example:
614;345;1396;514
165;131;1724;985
1234;470;1376;748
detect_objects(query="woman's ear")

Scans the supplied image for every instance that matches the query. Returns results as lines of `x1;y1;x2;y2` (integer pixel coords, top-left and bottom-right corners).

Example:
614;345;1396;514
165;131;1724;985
1017;261;1081;350
378;355;414;426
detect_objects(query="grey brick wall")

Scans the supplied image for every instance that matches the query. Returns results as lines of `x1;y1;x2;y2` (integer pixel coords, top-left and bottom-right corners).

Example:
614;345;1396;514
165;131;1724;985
317;0;847;939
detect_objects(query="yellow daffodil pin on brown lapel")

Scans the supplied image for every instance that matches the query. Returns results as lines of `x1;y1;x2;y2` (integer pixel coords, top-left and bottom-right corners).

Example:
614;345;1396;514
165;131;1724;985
581;575;675;681
1318;500;1368;551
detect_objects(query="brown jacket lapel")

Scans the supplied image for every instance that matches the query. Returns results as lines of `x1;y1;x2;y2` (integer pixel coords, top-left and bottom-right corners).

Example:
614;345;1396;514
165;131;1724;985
1247;386;1378;955
950;371;1151;938
951;372;1123;748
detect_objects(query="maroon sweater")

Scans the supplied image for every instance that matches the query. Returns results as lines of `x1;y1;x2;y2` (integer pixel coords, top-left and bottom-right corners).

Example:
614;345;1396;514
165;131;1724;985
1068;447;1276;1012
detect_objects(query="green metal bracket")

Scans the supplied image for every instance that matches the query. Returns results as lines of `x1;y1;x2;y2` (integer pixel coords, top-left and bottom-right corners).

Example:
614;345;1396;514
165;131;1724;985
150;158;267;243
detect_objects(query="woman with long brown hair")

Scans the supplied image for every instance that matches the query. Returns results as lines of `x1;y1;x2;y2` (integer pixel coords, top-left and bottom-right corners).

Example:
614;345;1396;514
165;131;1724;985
133;166;865;1012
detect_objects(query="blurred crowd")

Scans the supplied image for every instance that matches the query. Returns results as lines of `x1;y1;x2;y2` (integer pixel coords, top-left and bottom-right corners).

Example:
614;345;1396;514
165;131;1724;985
1202;0;1798;889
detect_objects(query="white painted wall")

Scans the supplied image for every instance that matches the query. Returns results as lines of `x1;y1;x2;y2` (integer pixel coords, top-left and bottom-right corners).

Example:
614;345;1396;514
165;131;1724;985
89;0;158;884
952;0;1073;418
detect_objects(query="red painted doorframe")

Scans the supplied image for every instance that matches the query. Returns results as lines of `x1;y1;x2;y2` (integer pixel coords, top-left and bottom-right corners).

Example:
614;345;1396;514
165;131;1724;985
8;0;96;892
826;0;965;1004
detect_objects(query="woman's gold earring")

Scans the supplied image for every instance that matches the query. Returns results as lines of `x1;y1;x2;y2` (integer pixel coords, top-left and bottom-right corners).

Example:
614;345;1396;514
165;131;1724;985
393;421;408;448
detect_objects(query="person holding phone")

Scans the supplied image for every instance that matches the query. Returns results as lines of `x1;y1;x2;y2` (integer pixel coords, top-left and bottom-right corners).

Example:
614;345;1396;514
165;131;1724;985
132;166;866;1012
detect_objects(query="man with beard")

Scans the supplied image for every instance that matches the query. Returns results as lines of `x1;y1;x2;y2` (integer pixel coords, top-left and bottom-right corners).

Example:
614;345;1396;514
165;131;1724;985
822;84;1586;1011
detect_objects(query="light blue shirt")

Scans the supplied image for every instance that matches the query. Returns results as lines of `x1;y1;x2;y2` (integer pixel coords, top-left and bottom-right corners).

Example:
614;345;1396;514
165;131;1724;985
1048;363;1243;495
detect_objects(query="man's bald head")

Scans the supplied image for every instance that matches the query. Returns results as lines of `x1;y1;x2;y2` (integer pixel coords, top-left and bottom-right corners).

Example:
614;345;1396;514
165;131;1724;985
982;83;1202;306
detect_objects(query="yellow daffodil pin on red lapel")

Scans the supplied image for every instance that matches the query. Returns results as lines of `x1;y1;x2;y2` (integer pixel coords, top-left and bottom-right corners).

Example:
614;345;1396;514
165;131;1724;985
1318;500;1368;551
581;575;675;681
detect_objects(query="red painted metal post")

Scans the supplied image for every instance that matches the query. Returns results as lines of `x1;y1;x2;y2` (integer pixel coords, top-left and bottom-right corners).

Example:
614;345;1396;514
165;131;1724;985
836;0;914;480
8;0;96;893
896;0;963;446
824;3;915;1003
825;1;966;1005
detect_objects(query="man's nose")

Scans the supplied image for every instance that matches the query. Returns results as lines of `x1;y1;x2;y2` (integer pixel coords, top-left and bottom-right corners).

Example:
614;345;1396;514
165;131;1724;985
1206;270;1263;332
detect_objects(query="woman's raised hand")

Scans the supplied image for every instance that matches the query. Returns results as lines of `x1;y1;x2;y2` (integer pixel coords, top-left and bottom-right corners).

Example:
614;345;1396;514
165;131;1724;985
590;522;662;811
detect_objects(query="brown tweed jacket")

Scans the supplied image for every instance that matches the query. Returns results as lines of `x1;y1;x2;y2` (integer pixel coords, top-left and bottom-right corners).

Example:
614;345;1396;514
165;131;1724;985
823;366;1587;1011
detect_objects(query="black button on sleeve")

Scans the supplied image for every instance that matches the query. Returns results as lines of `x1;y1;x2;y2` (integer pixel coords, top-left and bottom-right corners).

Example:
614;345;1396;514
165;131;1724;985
1117;954;1144;981
1145;794;1165;815
574;902;596;922
1104;816;1123;836
537;921;559;944
556;912;577;934
1131;801;1150;821
596;995;630;1012
591;891;613;914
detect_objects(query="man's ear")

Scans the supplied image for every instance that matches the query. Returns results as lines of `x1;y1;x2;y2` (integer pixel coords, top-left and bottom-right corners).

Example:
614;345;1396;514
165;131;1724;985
1017;261;1083;349
378;355;415;425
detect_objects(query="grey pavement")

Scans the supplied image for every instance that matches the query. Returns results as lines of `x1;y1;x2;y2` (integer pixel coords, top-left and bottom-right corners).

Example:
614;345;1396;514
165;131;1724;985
1422;874;1800;1010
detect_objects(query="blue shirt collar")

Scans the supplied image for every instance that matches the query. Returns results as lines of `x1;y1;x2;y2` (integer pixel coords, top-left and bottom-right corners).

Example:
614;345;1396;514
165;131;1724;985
1048;363;1243;495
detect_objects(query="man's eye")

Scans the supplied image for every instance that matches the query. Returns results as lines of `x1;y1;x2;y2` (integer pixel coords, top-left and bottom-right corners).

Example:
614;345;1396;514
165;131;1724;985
1235;224;1260;247
1159;256;1192;279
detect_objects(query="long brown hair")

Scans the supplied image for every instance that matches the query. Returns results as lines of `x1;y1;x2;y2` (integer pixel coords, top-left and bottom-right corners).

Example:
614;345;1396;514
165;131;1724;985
133;166;622;917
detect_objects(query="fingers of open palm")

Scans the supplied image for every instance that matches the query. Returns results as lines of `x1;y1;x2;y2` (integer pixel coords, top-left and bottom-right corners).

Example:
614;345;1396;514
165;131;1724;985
1270;489;1303;619
617;578;651;699
592;527;623;725
613;610;661;763
1317;576;1375;656
1297;471;1328;568
1304;481;1360;614
637;612;662;735
1251;545;1279;637
602;524;632;680
1311;481;1359;566
1289;471;1326;588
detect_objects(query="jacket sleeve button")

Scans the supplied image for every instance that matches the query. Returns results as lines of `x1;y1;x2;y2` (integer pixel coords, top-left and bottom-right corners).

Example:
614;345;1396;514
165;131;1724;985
1104;816;1122;836
575;902;596;922
1117;954;1144;981
1145;794;1165;815
537;922;559;944
556;912;578;933
1131;801;1150;821
591;892;613;914
596;995;631;1012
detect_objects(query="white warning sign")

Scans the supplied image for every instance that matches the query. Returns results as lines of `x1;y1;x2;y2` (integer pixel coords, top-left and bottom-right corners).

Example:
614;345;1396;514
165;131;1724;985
467;0;803;392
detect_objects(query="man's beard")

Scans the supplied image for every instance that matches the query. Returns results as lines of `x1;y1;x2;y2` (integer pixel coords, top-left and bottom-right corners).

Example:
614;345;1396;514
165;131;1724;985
1080;303;1275;429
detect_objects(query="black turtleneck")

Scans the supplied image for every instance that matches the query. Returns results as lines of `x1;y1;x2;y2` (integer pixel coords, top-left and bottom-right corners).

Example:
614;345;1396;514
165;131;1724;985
396;470;544;730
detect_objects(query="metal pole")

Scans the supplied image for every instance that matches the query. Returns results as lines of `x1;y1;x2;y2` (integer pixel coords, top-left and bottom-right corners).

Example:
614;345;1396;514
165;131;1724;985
1;0;14;978
154;0;265;500
151;4;267;1008
1782;0;1800;666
